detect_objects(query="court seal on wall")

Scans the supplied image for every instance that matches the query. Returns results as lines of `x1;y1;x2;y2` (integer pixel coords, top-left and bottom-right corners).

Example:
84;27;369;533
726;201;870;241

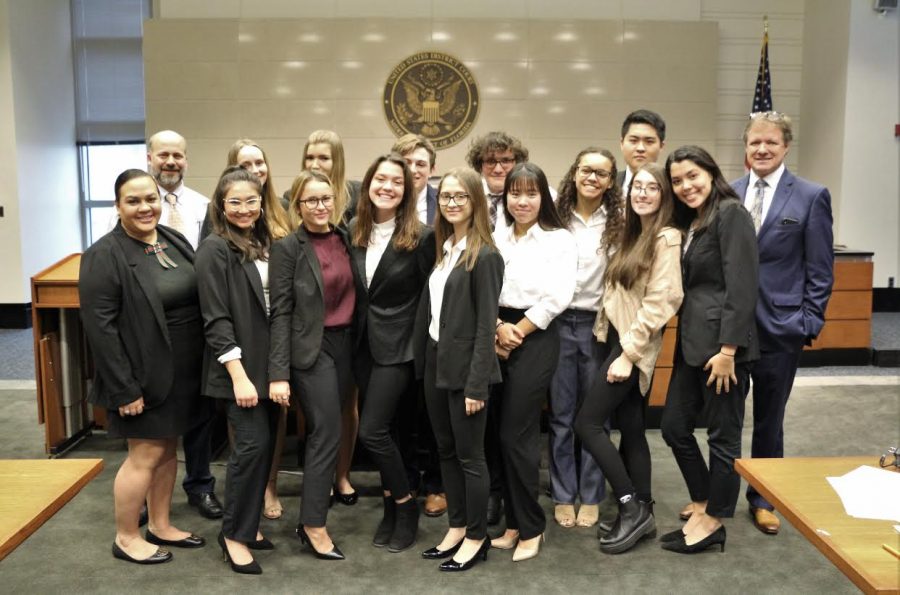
383;52;479;149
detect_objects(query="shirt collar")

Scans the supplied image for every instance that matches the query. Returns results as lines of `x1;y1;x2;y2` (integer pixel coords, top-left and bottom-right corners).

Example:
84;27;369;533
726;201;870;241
442;234;467;254
571;203;606;227
749;162;786;191
159;182;184;201
416;186;428;203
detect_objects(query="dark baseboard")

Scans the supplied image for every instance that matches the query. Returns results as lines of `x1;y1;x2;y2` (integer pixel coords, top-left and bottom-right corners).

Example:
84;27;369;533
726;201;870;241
799;348;872;367
873;349;900;367
873;287;900;312
0;303;31;329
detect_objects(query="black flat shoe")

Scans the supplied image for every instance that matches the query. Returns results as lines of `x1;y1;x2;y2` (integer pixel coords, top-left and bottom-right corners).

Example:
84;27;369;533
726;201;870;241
659;528;686;543
138;504;148;528
332;486;358;506
145;529;205;548
247;536;275;551
297;526;345;560
421;539;463;560
112;541;172;565
439;539;489;572
661;525;726;554
217;531;262;575
187;492;224;519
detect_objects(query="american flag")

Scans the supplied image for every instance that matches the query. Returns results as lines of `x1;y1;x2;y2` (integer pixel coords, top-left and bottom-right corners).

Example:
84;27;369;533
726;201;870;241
751;23;772;114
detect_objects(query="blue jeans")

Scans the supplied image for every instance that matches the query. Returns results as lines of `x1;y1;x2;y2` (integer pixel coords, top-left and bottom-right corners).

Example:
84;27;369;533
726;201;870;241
548;309;606;505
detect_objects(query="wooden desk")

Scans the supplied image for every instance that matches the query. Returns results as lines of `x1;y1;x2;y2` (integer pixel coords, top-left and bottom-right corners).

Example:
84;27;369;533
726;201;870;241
0;458;103;561
736;456;900;595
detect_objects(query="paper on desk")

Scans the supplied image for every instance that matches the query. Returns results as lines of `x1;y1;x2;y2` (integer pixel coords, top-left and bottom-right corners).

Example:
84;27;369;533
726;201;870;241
826;465;900;522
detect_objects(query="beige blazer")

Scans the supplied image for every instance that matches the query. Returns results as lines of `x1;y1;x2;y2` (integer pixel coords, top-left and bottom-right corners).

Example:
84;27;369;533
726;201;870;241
593;227;684;396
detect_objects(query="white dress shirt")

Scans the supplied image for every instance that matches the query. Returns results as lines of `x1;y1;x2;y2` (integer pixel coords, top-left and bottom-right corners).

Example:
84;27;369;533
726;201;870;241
482;177;557;236
743;163;785;229
365;217;396;288
416;186;429;224
159;183;209;249
428;235;467;342
494;224;577;329
568;206;608;312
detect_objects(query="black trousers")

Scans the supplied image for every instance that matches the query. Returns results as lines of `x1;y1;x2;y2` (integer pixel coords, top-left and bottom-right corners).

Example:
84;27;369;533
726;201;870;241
222;398;279;542
661;349;749;518
574;326;651;502
424;340;489;540
182;408;216;496
746;348;801;511
290;327;355;527
357;350;415;500
495;308;559;540
397;380;444;495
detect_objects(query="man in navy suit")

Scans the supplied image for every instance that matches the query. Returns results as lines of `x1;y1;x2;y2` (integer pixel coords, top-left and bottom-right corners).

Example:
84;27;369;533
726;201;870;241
731;112;834;534
393;133;437;225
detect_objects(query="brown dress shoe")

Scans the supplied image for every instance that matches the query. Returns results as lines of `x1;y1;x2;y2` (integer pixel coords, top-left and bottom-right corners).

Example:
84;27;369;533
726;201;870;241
751;507;780;535
424;493;448;517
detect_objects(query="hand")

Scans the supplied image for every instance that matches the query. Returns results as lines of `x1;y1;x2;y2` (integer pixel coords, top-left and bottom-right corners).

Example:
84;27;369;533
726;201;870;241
607;353;634;383
464;397;485;416
118;397;145;418
269;380;291;407
496;323;524;351
704;352;738;395
495;343;511;360
234;378;259;408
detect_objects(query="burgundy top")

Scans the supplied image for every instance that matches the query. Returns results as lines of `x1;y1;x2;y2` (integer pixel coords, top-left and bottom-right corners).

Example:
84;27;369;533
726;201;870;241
307;227;355;328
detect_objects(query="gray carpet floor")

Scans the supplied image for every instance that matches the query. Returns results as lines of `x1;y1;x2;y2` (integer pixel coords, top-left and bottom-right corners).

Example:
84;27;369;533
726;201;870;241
2;382;897;593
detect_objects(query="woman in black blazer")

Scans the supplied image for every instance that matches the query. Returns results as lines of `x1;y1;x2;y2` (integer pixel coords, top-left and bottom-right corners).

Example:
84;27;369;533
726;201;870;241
268;170;366;561
415;167;503;572
660;146;759;554
350;154;435;553
195;167;280;574
79;169;208;565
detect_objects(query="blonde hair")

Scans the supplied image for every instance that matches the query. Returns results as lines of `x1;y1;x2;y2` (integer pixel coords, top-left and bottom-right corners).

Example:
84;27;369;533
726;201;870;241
303;130;349;226
226;139;290;239
288;170;334;230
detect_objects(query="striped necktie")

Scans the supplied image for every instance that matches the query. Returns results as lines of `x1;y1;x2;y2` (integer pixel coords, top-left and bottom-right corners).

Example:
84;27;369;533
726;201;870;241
164;193;186;233
750;179;766;233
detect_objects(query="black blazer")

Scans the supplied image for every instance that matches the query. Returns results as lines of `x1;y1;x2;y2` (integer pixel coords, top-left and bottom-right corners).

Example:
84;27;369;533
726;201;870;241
677;199;760;367
350;220;436;366
195;234;271;401
414;245;504;400
268;225;365;380
78;223;195;410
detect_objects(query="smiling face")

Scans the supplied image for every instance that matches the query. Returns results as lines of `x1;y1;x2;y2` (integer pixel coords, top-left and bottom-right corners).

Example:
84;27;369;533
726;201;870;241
574;153;614;203
438;176;473;231
222;180;261;231
368;160;405;220
620;123;663;174
403;146;433;196
481;149;517;194
116;175;161;241
304;143;333;176
147;134;187;192
298;179;335;232
630;169;662;223
506;178;541;231
669;159;713;213
235;145;268;187
745;120;789;178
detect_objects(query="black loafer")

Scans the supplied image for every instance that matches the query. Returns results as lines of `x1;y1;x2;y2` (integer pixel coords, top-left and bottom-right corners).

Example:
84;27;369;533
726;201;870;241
187;492;224;519
145;529;206;548
112;541;172;565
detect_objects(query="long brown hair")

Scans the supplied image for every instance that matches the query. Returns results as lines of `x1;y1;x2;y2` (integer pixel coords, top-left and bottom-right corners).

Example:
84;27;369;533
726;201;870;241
604;163;675;290
209;166;271;262
667;145;741;232
303;130;349;226
556;147;624;253
501;163;565;231
352;153;421;251
433;167;497;272
287;170;334;230
226;139;290;239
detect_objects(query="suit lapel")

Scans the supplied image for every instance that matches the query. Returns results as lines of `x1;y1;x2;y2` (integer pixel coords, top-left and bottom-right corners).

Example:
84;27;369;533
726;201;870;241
113;226;171;344
758;170;795;241
241;260;267;313
426;186;437;224
732;175;750;205
369;240;400;295
352;243;367;290
297;227;325;297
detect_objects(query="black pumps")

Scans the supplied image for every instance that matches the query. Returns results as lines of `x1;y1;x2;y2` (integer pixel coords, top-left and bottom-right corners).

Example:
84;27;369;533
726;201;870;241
297;526;345;560
661;525;726;554
439;539;489;572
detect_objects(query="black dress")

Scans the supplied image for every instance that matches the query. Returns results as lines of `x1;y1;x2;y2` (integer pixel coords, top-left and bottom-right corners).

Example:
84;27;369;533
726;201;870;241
106;240;209;439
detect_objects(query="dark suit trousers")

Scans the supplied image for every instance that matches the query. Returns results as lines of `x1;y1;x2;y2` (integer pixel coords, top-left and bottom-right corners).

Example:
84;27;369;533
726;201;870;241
424;340;489;540
661;350;749;518
182;412;216;496
358;354;415;499
496;310;559;540
222;399;279;542
574;326;651;502
291;328;355;527
746;349;801;510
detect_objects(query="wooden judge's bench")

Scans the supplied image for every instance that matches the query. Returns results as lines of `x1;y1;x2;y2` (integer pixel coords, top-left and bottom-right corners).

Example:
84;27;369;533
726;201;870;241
30;249;875;454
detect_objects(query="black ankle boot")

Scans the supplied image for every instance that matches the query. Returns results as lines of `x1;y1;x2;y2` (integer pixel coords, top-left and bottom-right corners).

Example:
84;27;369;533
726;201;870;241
599;496;655;555
373;497;396;548
388;499;419;553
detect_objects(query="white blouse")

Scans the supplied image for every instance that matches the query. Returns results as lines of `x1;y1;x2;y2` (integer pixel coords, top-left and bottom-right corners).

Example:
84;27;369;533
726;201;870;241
428;235;467;342
493;224;577;329
365;217;396;289
568;206;608;312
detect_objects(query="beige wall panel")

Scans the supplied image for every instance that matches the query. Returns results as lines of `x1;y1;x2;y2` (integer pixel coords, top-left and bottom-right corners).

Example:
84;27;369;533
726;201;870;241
333;62;398;100
700;0;803;17
432;1;528;19
717;66;802;92
329;20;434;62
237;21;340;61
333;100;392;138
528;61;626;101
159;0;241;18
144;61;239;101
623;63;715;103
143;20;239;61
623;0;700;21
238;100;335;139
464;61;530;100
526;0;622;20
525;21;624;62
237;60;337;100
146;100;241;139
622;21;717;63
334;0;434;19
469;99;528;135
524;101;622;140
718;41;803;67
185;138;236;180
428;20;530;61
715;16;803;41
238;0;337;19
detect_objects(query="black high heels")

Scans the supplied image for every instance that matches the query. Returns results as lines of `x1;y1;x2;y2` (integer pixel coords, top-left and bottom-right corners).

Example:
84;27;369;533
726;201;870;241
297;526;345;560
332;485;359;506
421;539;463;560
439;539;489;572
659;528;686;543
217;532;262;575
247;536;275;551
661;525;726;554
111;541;172;565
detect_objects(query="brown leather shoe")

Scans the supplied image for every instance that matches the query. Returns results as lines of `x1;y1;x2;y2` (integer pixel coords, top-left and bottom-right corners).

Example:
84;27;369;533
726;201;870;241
751;507;780;535
424;493;448;517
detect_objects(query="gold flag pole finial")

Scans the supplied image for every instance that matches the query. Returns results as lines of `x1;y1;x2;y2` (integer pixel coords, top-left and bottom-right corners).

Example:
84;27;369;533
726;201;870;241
764;15;769;34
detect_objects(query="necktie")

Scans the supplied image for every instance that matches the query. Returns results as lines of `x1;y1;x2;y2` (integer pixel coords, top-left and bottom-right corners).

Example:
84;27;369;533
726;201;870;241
165;193;186;233
750;179;766;233
488;193;503;227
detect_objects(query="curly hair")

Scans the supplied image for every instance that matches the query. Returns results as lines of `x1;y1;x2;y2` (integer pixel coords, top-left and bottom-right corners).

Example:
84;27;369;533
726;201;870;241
465;131;528;171
556;147;624;253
